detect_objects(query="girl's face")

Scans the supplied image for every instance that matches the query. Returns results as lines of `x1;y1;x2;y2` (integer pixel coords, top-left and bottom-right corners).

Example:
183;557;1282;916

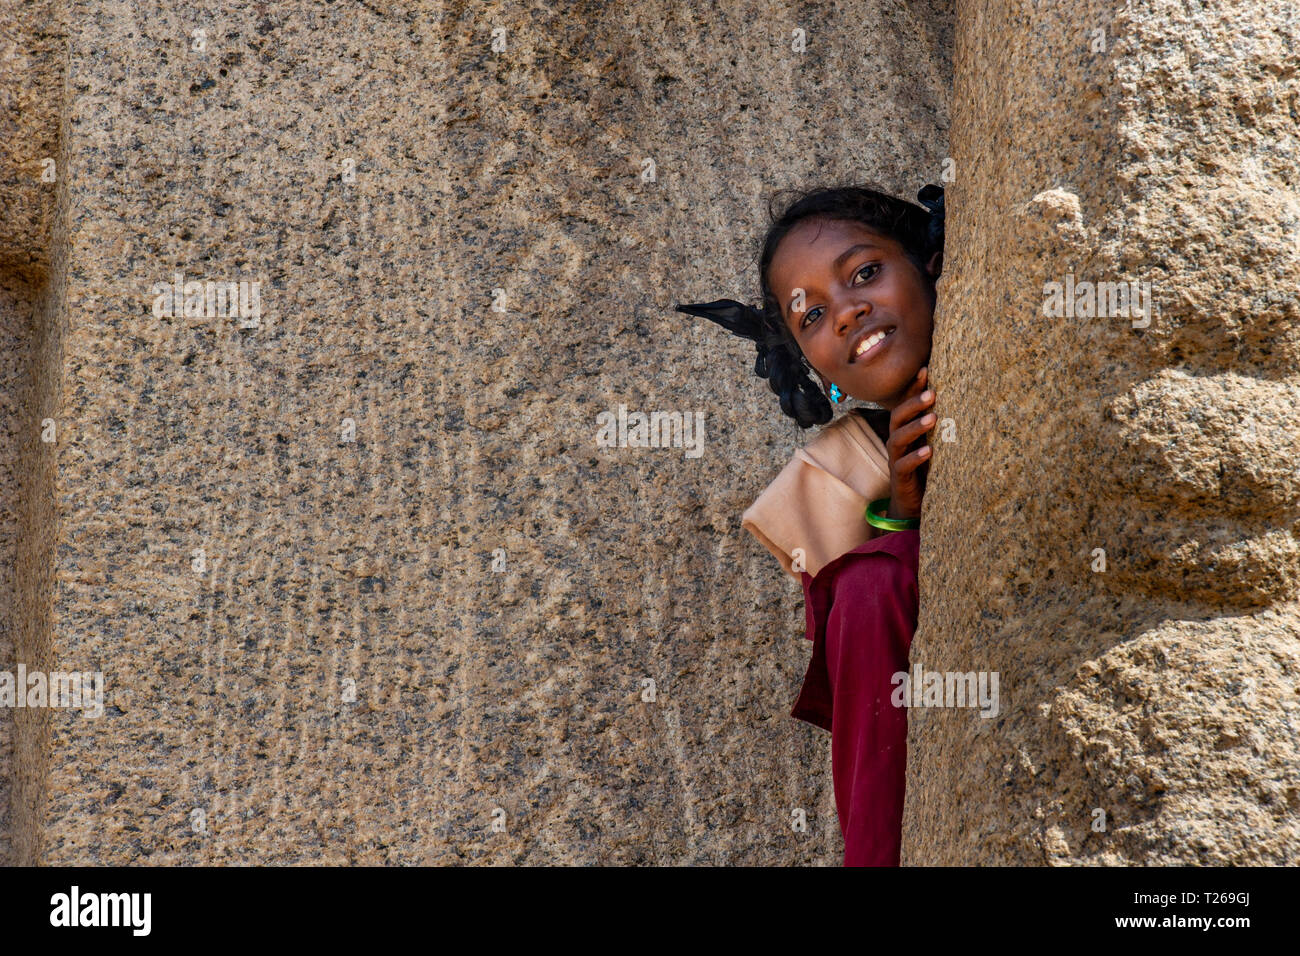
768;217;940;410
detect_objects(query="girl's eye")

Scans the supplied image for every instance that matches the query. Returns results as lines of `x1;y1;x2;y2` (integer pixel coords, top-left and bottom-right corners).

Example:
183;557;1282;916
799;264;879;328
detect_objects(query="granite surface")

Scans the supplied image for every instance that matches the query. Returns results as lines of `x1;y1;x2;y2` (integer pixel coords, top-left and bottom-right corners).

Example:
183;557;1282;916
905;0;1300;863
1;0;66;866
2;0;953;863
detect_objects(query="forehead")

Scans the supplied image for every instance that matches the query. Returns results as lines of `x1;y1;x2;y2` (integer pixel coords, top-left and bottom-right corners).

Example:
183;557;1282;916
769;218;898;288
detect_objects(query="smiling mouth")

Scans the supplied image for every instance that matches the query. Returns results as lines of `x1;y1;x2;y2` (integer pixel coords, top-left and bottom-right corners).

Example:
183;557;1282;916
850;326;895;363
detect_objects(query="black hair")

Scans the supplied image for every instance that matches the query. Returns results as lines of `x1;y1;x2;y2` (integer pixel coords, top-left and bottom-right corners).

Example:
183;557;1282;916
754;183;945;429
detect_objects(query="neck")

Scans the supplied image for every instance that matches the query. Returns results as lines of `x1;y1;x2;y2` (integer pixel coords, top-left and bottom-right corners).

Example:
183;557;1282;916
853;406;891;445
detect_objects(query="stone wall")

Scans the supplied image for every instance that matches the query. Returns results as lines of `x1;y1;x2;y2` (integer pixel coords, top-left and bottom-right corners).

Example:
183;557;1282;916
2;0;952;863
1;0;66;865
906;0;1300;863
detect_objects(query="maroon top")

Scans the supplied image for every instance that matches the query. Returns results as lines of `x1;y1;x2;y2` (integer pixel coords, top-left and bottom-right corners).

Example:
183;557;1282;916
791;528;920;866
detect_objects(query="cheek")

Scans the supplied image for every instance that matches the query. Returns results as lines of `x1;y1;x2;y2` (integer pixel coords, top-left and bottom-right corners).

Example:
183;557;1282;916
898;283;932;323
810;332;841;370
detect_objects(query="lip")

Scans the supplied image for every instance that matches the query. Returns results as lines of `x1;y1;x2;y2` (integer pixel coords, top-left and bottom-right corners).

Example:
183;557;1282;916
848;324;897;364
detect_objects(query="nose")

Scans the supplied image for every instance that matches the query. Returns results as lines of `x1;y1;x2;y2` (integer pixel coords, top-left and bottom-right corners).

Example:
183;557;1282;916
833;294;870;336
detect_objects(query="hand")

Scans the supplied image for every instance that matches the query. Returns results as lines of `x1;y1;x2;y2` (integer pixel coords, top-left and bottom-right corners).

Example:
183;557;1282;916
885;367;935;521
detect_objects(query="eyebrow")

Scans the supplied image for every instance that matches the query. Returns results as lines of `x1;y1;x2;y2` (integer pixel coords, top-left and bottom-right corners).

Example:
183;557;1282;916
785;243;884;314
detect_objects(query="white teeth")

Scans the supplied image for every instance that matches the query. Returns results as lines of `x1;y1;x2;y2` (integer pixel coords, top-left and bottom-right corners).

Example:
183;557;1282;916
854;329;888;358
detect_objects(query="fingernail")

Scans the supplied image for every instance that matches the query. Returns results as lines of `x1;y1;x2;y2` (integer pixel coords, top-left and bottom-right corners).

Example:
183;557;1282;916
922;413;936;425
919;446;931;457
921;390;933;402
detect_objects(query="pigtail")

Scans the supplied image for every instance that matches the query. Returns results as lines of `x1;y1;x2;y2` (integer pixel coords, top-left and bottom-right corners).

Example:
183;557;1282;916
757;309;834;429
675;297;834;429
916;183;945;266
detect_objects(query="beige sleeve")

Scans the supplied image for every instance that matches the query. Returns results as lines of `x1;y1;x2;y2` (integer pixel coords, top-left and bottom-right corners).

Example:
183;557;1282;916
740;414;890;582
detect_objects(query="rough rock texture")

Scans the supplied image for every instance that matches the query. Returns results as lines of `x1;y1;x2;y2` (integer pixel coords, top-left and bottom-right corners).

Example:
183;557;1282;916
907;0;1300;863
1;0;66;865
3;0;952;863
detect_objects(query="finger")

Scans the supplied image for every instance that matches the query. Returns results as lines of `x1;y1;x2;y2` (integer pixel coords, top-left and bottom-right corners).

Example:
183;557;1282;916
893;444;933;477
890;387;937;432
886;410;935;452
889;368;930;421
887;413;937;457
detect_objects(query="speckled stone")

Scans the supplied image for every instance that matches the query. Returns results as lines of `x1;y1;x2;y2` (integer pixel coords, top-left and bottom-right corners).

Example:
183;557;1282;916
906;0;1300;863
1;0;66;866
3;0;953;863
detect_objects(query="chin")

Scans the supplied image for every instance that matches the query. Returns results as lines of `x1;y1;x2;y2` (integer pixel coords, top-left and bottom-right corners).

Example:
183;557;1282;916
853;370;909;405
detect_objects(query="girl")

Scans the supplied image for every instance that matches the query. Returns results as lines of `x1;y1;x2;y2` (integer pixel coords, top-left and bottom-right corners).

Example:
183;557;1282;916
676;183;943;866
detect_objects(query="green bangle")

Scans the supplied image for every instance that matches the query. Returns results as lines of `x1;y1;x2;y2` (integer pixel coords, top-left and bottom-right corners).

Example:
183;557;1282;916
865;497;920;531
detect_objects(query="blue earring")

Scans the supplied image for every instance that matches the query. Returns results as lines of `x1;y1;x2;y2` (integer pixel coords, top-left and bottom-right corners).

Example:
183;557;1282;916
829;383;843;404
